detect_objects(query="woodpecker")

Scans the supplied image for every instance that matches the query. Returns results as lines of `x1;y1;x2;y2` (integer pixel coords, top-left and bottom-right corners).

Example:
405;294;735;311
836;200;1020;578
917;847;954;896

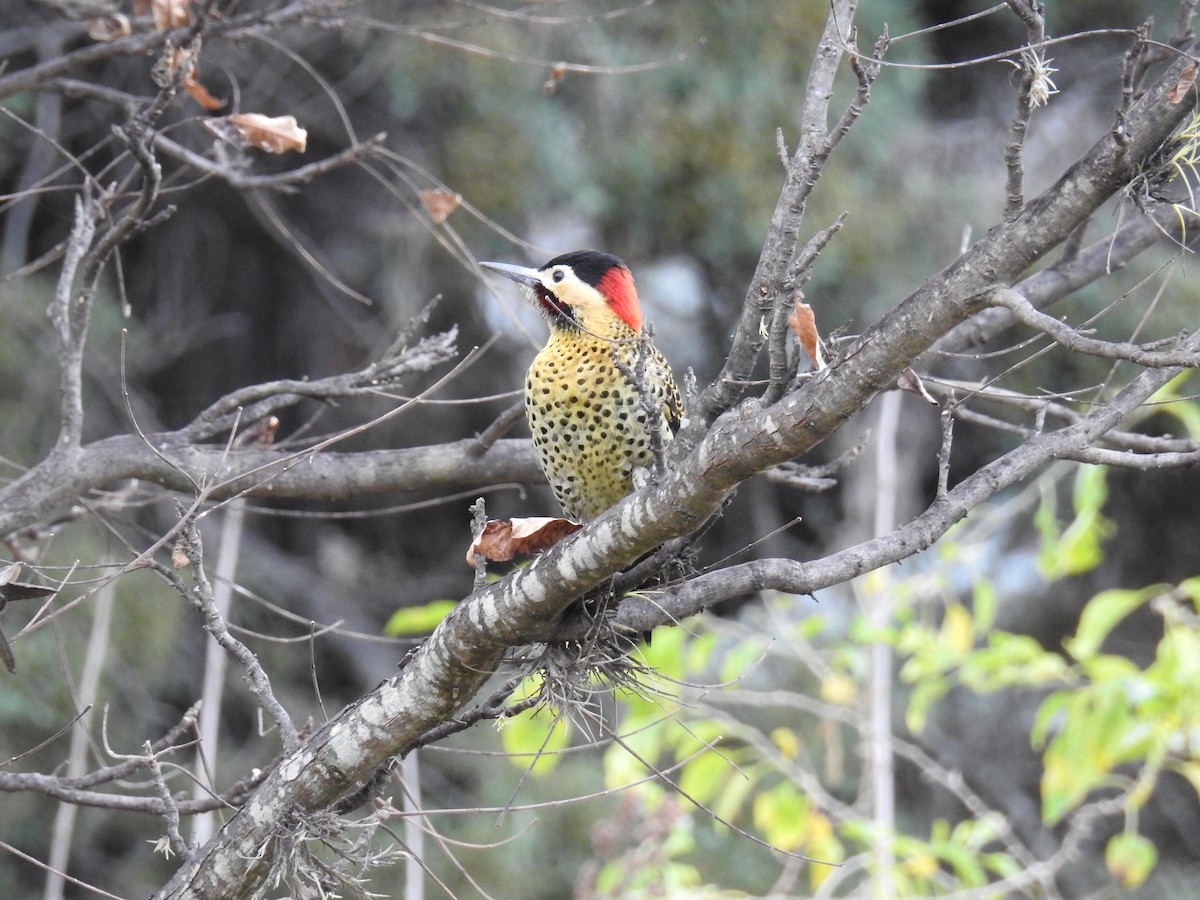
481;250;683;521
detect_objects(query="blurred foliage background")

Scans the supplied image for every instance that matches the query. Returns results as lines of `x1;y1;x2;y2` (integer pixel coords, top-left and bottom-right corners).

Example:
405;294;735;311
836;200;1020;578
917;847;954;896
2;0;1200;896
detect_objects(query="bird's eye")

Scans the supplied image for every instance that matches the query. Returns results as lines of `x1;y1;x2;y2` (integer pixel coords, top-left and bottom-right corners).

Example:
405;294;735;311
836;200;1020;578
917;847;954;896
551;268;566;283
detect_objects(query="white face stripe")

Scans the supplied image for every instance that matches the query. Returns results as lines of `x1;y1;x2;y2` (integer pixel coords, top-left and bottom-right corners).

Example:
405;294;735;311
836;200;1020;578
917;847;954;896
539;264;575;291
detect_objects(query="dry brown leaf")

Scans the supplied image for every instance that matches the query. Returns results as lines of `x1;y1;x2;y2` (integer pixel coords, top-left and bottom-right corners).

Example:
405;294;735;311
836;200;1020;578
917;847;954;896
466;517;583;566
87;14;132;41
184;70;224;111
787;294;826;371
897;366;939;406
1169;62;1198;104
163;45;224;110
419;190;462;224
152;0;192;31
228;113;307;153
203;114;308;154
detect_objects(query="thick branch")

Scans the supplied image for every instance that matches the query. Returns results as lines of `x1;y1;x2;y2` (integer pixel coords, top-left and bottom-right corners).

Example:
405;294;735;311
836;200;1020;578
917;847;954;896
0;436;541;539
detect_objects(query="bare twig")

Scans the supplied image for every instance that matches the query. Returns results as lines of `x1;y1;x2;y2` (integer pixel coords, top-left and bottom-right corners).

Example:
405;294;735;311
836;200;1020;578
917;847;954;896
990;287;1200;366
472;402;526;456
469;498;488;592
1173;0;1199;47
183;328;459;440
936;401;956;499
50;189;100;448
145;741;193;862
1003;1;1048;218
698;0;861;422
163;515;299;753
409;675;527;751
933;203;1195;356
1115;24;1151;147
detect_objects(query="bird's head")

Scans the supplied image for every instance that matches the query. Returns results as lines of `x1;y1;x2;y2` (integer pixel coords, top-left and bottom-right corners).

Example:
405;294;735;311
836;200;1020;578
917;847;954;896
481;250;643;335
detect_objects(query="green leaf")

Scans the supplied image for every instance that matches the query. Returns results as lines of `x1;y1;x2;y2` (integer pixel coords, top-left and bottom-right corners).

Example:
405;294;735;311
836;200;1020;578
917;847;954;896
940;842;986;887
1148;372;1200;438
960;632;1069;692
1106;832;1158;888
1066;586;1159;661
1031;690;1069;749
981;851;1022;879
383;599;457;636
1037;466;1115;579
678;749;735;807
1034;476;1062;574
499;705;571;774
972;580;997;634
712;765;758;822
752;780;810;851
905;679;948;734
641;624;688;680
1040;681;1143;823
1071;463;1108;512
684;629;718;674
794;613;826;640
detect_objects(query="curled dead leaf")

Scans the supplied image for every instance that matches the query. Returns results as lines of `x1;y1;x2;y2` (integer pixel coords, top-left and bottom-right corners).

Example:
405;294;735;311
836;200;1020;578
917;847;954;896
152;0;192;31
1169;62;1198;104
183;70;224;111
466;517;582;567
418;190;462;225
787;293;826;371
897;366;939;406
87;14;132;41
203;114;308;154
159;45;223;109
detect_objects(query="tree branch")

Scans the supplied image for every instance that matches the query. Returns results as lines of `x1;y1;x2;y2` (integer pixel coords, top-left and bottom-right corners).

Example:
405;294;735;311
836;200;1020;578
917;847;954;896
0;435;541;540
697;0;861;422
989;287;1200;366
934;204;1196;356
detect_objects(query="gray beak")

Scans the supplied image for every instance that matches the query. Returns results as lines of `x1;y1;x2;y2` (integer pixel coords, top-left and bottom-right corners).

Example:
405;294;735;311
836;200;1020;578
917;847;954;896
479;261;542;289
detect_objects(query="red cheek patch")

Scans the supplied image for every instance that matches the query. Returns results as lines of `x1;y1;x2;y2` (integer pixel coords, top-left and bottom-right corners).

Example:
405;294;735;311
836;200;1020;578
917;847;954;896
597;266;643;332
